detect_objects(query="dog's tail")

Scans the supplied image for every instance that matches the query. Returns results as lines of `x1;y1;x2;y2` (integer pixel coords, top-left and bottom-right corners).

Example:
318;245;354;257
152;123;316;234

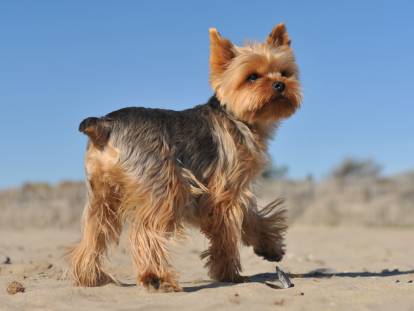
79;117;112;149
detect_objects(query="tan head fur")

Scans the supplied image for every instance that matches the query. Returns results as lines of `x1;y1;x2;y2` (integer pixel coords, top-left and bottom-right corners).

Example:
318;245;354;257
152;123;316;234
209;24;302;130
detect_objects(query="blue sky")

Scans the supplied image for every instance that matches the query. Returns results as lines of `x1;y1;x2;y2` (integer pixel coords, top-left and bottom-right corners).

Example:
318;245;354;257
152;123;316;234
0;0;413;188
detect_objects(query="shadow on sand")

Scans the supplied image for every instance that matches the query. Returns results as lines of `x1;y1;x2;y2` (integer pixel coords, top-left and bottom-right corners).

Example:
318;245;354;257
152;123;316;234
289;268;414;278
182;268;414;292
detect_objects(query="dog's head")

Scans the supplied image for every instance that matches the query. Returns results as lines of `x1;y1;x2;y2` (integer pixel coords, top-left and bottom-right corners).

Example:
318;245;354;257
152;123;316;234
209;24;302;129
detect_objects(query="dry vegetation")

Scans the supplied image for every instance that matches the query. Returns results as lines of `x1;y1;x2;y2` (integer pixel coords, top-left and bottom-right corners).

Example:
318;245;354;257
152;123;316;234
259;171;414;227
1;159;413;229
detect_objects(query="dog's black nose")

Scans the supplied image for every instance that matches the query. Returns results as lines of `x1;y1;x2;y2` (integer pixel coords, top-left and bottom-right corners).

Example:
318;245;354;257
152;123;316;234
273;81;285;93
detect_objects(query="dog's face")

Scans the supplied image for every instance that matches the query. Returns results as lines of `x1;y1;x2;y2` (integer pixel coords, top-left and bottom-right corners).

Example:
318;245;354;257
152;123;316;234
209;24;302;127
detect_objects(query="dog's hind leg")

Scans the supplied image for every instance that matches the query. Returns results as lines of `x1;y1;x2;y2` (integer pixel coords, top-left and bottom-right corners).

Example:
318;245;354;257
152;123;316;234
69;144;123;286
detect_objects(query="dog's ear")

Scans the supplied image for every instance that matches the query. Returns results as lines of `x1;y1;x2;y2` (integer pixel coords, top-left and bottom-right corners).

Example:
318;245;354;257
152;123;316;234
209;28;235;77
267;23;291;47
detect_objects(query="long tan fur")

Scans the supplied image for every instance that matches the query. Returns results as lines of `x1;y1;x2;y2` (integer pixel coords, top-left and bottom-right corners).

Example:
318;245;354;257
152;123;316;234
69;23;301;292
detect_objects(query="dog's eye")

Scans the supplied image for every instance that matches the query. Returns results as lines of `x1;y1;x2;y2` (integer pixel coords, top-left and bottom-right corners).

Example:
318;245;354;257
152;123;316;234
247;73;259;81
281;70;291;77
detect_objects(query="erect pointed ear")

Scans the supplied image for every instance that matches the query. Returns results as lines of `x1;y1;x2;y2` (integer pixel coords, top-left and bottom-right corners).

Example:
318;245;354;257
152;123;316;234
267;23;291;47
209;28;235;76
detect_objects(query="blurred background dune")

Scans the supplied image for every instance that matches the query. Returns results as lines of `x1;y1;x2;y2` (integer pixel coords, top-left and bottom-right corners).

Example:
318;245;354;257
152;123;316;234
1;158;413;229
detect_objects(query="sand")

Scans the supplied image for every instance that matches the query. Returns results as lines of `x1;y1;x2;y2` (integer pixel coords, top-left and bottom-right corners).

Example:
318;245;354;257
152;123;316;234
1;225;413;311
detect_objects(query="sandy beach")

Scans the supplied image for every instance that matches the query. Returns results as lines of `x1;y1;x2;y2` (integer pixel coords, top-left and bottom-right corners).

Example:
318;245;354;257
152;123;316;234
1;225;413;311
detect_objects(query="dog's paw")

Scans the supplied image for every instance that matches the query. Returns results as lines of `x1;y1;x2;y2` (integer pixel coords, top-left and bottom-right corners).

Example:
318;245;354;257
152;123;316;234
216;273;249;283
254;245;285;262
159;280;182;293
140;272;182;293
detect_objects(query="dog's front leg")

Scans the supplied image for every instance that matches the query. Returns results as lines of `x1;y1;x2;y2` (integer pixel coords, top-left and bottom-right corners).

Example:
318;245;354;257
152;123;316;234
200;196;246;283
242;199;287;262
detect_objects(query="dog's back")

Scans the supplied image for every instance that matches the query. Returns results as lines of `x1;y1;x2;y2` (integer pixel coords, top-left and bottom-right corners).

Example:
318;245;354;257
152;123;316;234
79;99;221;181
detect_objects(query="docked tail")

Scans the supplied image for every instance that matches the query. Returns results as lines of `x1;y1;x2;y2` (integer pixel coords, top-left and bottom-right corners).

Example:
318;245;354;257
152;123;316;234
79;117;112;149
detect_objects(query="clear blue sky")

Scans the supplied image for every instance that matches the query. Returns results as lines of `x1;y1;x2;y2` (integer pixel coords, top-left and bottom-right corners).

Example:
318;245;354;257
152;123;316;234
0;0;413;188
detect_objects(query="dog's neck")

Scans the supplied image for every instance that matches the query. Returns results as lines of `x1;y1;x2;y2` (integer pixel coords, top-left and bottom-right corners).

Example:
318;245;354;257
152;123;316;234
207;94;278;142
206;94;268;181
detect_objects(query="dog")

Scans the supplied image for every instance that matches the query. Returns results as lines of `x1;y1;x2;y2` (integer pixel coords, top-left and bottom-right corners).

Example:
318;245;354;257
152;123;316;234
69;23;302;292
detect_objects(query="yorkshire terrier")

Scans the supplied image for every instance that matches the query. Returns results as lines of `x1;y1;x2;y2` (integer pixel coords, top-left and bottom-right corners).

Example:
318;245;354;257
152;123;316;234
69;23;302;292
